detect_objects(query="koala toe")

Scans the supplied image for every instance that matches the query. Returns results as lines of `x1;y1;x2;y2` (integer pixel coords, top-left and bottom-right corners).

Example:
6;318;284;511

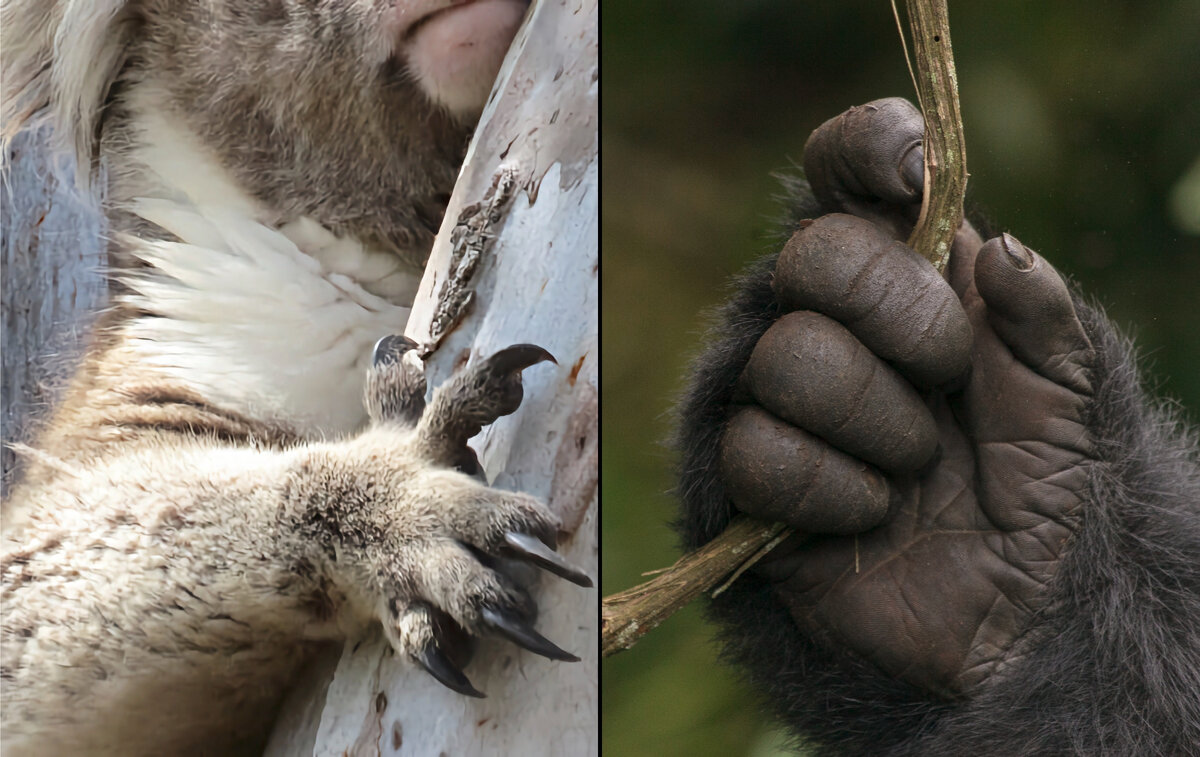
365;334;427;426
417;344;556;466
385;603;484;698
418;473;553;554
387;537;579;680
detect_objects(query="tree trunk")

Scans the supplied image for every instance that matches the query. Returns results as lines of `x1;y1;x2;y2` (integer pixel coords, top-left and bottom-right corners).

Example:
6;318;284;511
0;127;106;496
264;0;598;753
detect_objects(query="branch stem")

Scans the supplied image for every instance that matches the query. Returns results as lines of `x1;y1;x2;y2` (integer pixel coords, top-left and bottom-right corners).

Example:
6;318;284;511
601;519;787;658
902;0;968;274
601;0;968;659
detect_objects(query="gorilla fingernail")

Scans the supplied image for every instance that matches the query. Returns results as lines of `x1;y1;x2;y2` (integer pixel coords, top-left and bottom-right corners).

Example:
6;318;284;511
1000;233;1035;271
415;643;486;698
481;606;580;662
503;531;594;587
900;142;925;193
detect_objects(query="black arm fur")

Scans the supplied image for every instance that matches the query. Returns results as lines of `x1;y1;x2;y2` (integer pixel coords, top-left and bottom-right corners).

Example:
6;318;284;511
674;182;1200;756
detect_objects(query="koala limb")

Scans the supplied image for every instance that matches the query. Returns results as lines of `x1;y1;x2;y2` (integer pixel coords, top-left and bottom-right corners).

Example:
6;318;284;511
2;0;592;753
2;344;583;756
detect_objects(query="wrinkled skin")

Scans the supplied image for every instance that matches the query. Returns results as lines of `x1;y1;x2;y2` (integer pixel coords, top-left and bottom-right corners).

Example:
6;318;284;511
717;98;1096;696
678;97;1200;756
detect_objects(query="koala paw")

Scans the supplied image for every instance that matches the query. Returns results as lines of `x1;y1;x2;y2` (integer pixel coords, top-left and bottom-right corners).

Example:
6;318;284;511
314;337;590;697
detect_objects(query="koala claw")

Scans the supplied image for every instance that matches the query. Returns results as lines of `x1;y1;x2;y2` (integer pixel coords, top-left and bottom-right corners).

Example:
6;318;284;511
409;342;557;467
481;606;580;662
417;643;486;699
503;531;594;588
360;342;584;693
372;334;420;366
487;343;558;372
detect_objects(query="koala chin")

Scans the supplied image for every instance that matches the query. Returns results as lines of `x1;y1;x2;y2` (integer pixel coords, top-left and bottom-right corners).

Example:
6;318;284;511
0;1;587;755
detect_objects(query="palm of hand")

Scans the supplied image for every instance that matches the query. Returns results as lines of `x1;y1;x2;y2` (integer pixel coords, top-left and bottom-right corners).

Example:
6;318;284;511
739;230;1096;696
717;97;1099;697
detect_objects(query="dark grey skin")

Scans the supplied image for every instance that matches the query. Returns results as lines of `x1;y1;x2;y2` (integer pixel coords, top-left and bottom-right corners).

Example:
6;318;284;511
677;99;1200;755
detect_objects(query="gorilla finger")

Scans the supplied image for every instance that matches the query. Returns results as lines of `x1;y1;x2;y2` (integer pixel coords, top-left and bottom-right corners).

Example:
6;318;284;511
719;406;892;534
774;213;973;388
804;98;925;212
743;312;939;473
975;234;1095;394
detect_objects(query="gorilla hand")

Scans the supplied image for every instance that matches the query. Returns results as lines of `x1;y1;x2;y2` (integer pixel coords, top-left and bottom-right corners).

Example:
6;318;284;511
676;99;1200;755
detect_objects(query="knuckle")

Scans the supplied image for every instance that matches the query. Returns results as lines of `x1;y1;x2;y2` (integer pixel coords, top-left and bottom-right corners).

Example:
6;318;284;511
719;406;891;532
775;214;893;313
499;493;560;537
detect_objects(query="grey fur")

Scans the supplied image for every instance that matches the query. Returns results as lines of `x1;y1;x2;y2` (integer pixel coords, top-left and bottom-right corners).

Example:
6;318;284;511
2;0;478;266
0;1;582;755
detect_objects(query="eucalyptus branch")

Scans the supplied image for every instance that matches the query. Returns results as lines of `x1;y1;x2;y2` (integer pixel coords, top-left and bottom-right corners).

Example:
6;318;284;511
602;0;968;659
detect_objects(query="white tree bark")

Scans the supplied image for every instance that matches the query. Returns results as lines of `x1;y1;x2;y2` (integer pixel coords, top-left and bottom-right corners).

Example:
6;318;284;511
265;1;598;754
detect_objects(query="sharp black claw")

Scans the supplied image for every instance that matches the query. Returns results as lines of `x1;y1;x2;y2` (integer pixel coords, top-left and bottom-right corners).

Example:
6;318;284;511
416;643;486;698
503;531;593;588
373;334;420;367
455;445;482;477
487;344;557;375
481;606;580;662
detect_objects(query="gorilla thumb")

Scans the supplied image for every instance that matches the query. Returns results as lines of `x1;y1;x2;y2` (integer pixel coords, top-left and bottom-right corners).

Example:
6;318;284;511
974;234;1095;395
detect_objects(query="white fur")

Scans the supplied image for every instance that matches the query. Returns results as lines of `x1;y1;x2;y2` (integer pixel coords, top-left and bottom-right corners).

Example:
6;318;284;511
115;96;425;437
122;85;268;214
126;90;423;300
53;0;130;169
122;200;412;436
0;0;132;182
278;217;423;304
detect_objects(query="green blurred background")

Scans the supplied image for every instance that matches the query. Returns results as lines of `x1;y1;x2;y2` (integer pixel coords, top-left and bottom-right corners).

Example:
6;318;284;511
601;2;1200;755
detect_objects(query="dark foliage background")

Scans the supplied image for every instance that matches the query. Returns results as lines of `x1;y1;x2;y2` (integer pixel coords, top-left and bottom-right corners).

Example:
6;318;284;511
601;2;1200;755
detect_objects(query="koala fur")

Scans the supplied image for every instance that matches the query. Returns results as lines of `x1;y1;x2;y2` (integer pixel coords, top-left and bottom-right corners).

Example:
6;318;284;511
0;1;589;755
675;181;1200;755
